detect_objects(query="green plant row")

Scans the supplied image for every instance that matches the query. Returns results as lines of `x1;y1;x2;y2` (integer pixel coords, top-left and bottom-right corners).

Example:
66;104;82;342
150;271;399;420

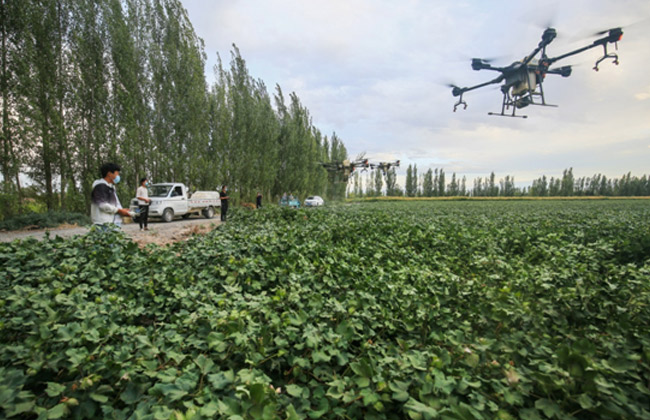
0;211;90;231
1;201;649;419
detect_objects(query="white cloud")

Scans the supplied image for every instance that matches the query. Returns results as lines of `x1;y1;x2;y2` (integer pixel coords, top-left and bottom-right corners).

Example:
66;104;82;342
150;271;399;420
635;86;650;101
182;0;650;184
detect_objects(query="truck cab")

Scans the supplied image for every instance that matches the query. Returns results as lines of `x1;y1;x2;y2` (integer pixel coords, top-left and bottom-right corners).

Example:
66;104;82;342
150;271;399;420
131;183;219;222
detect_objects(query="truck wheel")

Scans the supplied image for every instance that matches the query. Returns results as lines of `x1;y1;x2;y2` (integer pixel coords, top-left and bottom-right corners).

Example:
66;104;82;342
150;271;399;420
203;206;215;219
162;208;174;223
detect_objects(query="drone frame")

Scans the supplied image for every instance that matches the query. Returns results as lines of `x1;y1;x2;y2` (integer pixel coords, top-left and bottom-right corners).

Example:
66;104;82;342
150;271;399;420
321;159;400;182
451;27;623;118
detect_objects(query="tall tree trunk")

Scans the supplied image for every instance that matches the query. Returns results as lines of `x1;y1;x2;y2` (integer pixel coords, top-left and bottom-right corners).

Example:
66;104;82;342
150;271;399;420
56;0;66;210
1;0;11;192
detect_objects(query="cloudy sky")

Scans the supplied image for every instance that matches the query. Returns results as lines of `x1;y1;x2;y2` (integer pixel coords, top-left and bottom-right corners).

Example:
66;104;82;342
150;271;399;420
181;0;650;186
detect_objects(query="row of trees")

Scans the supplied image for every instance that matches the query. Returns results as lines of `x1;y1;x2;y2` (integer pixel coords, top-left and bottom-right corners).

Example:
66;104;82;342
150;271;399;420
0;0;347;220
349;165;650;198
528;168;650;197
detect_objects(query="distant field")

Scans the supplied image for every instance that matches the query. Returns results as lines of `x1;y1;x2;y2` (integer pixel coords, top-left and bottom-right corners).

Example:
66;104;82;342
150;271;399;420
349;195;650;202
1;201;649;419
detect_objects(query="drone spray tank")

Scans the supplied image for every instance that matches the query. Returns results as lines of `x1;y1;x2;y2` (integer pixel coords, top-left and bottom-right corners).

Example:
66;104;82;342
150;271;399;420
506;60;539;102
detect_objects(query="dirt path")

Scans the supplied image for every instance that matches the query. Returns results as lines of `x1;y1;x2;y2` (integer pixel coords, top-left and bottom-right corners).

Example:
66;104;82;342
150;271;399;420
0;217;221;246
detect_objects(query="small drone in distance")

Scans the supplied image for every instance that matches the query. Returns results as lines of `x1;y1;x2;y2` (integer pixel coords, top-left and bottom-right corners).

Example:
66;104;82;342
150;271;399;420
320;158;370;182
320;158;400;181
449;26;623;118
370;160;401;175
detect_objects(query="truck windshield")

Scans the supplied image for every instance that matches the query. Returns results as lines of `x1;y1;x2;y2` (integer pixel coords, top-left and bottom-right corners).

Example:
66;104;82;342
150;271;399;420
150;185;172;197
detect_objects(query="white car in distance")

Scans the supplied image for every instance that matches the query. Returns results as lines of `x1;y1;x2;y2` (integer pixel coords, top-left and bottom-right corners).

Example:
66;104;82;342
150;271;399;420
304;195;324;207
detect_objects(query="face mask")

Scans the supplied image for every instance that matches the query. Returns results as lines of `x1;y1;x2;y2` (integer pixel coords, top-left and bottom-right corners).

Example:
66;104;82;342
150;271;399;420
114;175;121;184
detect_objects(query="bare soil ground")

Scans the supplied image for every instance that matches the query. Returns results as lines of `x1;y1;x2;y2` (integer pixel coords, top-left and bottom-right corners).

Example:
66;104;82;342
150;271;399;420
0;217;221;246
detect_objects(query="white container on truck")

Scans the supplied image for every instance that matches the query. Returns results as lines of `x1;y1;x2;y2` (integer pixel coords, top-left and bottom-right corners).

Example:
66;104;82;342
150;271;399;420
130;183;220;222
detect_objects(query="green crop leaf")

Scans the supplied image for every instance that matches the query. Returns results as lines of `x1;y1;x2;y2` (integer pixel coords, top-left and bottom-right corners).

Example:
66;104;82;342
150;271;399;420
5;400;35;417
249;383;266;405
200;401;219;417
2;201;650;419
45;382;66;397
390;380;410;402
47;403;69;419
464;353;480;368
434;371;455;395
119;383;141;405
194;354;214;375
404;397;438;419
286;384;305;398
577;393;595;409
150;383;188;402
535;398;562;418
89;392;109;403
350;359;373;378
208;370;234;390
307;397;329;419
285;404;301;420
312;350;331;363
354;376;370;388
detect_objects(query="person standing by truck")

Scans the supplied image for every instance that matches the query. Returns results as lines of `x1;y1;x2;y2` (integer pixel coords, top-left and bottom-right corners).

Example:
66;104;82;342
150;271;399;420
136;177;151;230
91;163;132;229
220;185;229;221
256;191;262;209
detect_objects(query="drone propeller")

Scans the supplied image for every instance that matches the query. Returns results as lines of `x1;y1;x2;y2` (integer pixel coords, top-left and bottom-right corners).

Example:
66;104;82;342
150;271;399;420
593;27;619;36
471;57;500;63
472;58;496;71
570;22;636;43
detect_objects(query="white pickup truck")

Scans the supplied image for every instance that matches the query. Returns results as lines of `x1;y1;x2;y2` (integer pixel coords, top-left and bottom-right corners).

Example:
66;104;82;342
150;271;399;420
130;183;220;222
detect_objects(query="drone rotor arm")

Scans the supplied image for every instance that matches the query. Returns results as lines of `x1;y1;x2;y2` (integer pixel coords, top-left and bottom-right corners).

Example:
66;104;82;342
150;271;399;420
546;43;597;66
451;75;505;112
522;28;558;66
547;29;622;69
546;65;572;77
463;74;506;93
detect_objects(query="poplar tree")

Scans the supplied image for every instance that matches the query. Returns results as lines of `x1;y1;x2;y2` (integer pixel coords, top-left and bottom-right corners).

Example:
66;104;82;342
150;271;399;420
422;168;433;197
385;167;397;196
405;164;413;197
438;168;446;196
0;0;350;220
0;0;28;215
374;168;383;197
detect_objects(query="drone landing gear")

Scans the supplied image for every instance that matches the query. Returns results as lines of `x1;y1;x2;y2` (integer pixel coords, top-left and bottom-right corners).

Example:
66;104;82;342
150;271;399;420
488;112;527;119
453;93;467;112
489;91;528;118
594;42;619;71
488;86;560;118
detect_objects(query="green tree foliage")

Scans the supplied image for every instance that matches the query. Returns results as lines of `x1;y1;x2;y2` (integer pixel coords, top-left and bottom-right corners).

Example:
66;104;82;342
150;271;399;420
405;164;419;197
373;166;383;197
422;168;433;197
384;167;400;196
0;0;30;217
0;0;348;220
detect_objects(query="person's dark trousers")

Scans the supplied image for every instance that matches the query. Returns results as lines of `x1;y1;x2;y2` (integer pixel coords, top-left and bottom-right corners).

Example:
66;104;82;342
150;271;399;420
221;203;228;221
138;205;149;229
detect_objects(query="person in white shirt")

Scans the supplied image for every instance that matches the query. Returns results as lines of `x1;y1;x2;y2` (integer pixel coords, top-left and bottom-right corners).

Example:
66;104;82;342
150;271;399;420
136;177;151;230
90;163;132;228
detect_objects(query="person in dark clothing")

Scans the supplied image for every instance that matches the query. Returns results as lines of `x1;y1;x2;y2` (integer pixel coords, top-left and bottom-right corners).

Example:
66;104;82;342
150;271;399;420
220;185;229;221
136;177;151;230
256;192;262;209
